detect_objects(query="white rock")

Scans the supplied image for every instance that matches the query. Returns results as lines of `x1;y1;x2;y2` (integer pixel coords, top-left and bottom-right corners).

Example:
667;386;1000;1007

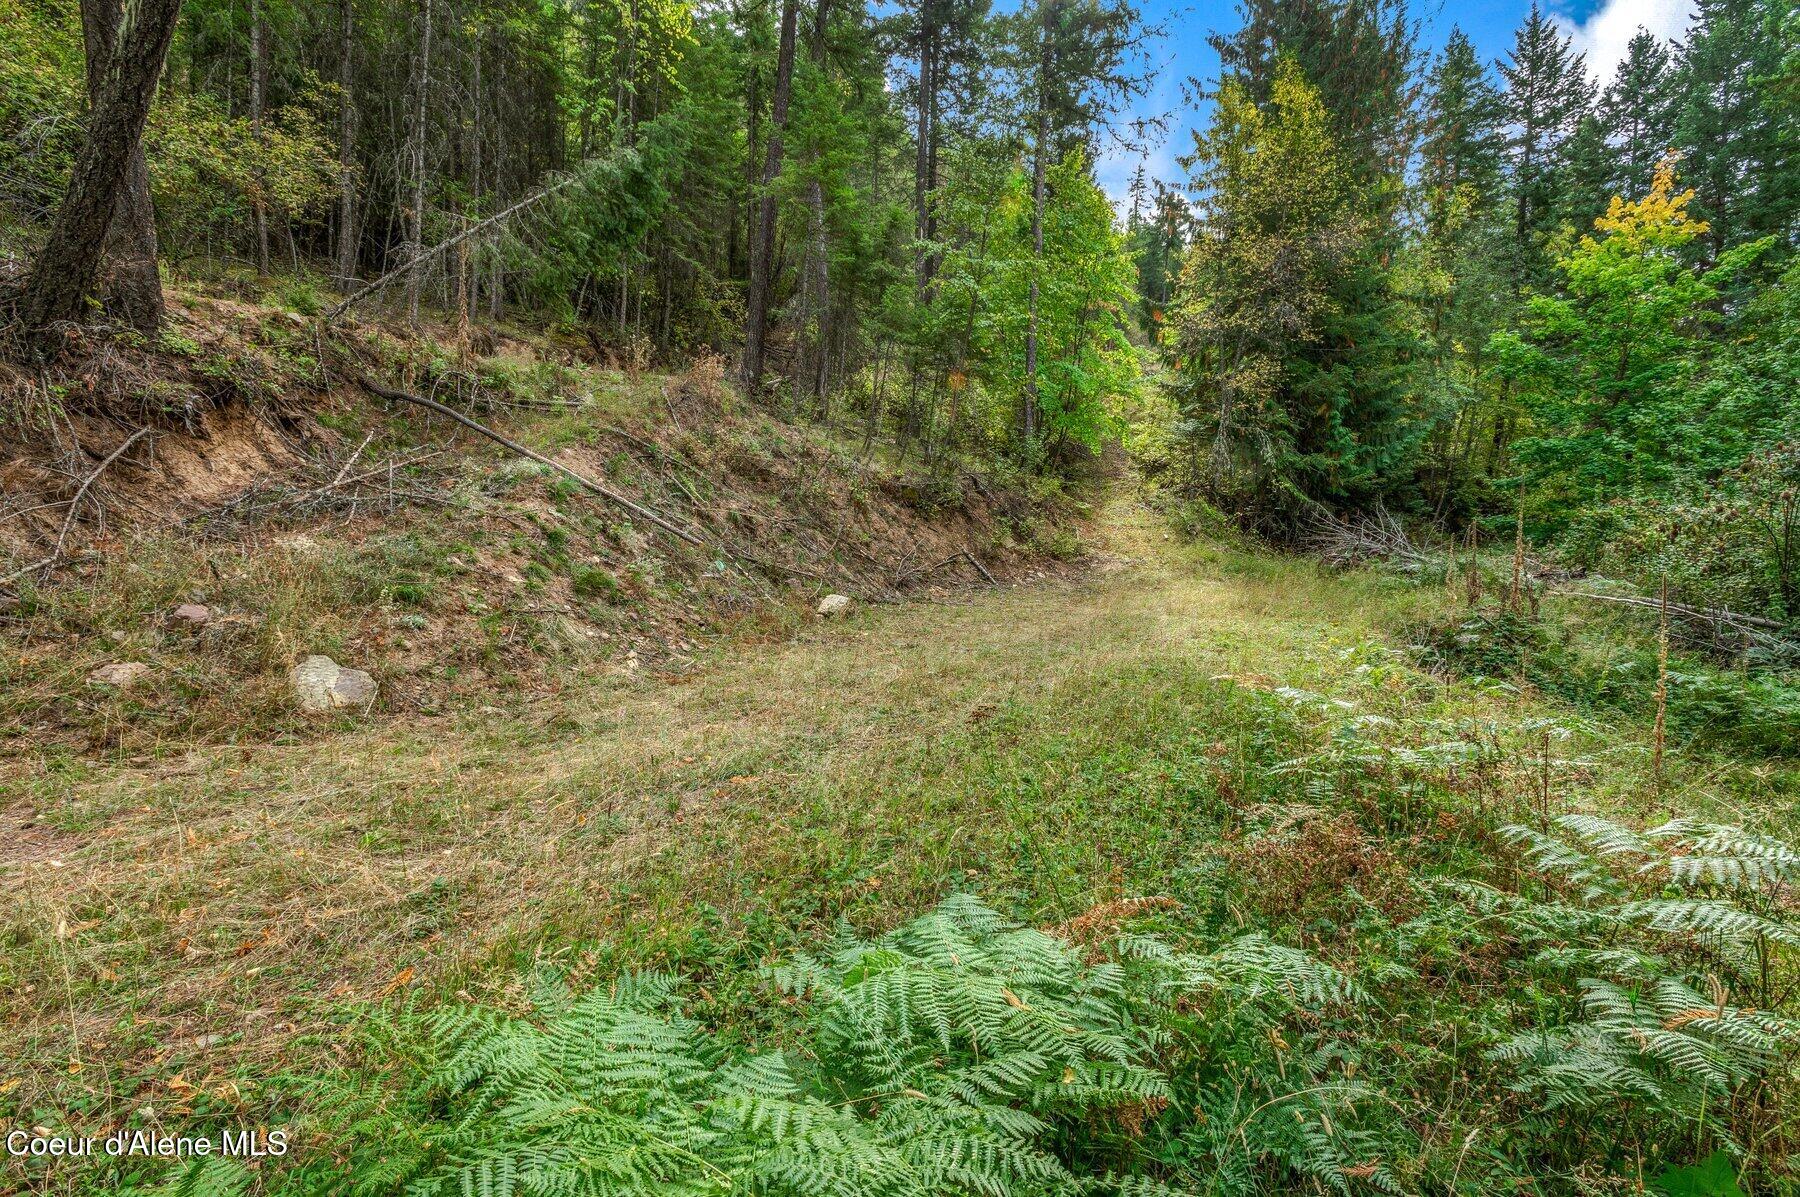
87;662;151;689
290;655;379;713
816;593;853;618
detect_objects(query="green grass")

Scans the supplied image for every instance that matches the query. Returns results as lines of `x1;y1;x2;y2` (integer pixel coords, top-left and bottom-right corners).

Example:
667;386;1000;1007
3;500;1796;1194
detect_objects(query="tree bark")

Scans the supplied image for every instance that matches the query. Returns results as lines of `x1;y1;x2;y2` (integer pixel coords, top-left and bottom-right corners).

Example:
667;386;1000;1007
249;0;271;276
803;0;833;409
1022;12;1051;447
334;0;358;287
743;0;798;394
912;18;933;299
404;0;434;327
75;0;167;334
20;0;181;351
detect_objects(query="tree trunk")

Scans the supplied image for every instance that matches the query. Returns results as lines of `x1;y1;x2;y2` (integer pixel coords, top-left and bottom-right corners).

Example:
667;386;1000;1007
20;0;182;351
335;0;357;287
405;0;434;327
804;0;833;409
912;22;933;299
249;0;271;276
740;55;759;278
743;0;798;395
1022;17;1051;447
75;0;167;334
488;36;505;321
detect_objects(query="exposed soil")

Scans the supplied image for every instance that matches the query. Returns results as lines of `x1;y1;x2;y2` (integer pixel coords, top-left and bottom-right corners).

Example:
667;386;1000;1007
1;295;1088;757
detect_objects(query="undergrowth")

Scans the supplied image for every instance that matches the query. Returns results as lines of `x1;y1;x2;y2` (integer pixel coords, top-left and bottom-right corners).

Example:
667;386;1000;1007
1415;609;1800;757
119;670;1800;1197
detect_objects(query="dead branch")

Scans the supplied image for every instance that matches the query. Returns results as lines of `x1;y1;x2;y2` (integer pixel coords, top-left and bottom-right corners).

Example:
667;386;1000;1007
1;426;152;586
1307;507;1434;569
894;552;964;585
356;374;704;547
1551;587;1789;635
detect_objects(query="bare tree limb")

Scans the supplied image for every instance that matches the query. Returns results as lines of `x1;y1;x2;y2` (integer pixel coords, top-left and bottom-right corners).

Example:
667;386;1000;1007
963;549;997;585
1551;587;1789;634
355;374;704;547
1;426;152;585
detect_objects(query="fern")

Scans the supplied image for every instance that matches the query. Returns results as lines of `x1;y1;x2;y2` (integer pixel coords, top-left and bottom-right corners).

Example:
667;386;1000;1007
1489;814;1800;1145
147;1159;254;1197
1488;977;1796;1127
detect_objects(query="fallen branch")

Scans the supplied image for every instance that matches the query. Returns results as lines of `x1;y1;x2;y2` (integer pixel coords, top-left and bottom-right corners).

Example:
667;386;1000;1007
894;552;963;585
356;374;704;547
330;431;376;487
1307;507;1434;570
1551;587;1789;634
1;427;152;586
893;548;996;588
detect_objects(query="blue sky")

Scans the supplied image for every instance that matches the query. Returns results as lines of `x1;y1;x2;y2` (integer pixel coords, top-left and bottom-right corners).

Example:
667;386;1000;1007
1096;0;1700;210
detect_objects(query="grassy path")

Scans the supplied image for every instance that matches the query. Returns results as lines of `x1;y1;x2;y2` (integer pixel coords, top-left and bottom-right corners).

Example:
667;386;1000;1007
0;492;1775;1161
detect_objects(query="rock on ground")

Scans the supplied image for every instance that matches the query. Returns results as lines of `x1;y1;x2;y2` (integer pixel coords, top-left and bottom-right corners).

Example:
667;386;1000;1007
816;593;853;618
170;603;211;628
87;662;151;689
291;655;379;713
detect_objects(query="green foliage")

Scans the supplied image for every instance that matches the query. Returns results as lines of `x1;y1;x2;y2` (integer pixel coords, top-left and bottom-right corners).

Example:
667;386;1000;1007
1167;59;1423;526
144;91;338;256
1492;815;1800;1137
963;152;1141;458
0;0;84;224
280;895;1355;1197
1491;161;1776;512
1414;608;1800;756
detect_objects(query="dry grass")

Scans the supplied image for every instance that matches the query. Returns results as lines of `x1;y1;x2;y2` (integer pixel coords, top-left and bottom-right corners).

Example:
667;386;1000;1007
2;496;1790;1193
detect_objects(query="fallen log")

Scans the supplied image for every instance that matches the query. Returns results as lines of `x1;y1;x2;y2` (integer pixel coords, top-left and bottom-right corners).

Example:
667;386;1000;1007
1551;587;1789;634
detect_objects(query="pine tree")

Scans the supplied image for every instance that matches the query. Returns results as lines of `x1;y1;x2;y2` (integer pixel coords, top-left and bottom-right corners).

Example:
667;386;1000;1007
1169;59;1422;526
1419;27;1503;234
1558;112;1619;233
1207;0;1421;195
1599;29;1678;200
1497;4;1595;294
1673;0;1799;262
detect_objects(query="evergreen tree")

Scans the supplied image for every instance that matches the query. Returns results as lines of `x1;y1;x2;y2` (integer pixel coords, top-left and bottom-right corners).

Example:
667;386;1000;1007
1207;0;1421;193
1599;29;1678;199
1410;29;1512;513
1169;59;1422;526
1497;4;1595;293
1419;27;1503;234
1490;158;1776;512
1674;0;1799;262
1558;111;1621;232
1126;180;1186;339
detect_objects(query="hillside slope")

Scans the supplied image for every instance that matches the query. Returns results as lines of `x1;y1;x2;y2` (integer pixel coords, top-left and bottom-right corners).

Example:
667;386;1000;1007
1;295;1079;757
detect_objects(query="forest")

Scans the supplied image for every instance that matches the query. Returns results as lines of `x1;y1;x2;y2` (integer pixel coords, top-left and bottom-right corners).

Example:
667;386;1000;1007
4;0;1797;609
3;0;1800;1193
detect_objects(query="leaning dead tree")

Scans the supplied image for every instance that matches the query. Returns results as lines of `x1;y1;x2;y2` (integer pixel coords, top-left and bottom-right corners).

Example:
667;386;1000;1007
355;374;705;547
323;150;638;324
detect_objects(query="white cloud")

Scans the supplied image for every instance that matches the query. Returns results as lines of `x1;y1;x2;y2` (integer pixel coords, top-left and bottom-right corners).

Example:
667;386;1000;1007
1553;0;1697;83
